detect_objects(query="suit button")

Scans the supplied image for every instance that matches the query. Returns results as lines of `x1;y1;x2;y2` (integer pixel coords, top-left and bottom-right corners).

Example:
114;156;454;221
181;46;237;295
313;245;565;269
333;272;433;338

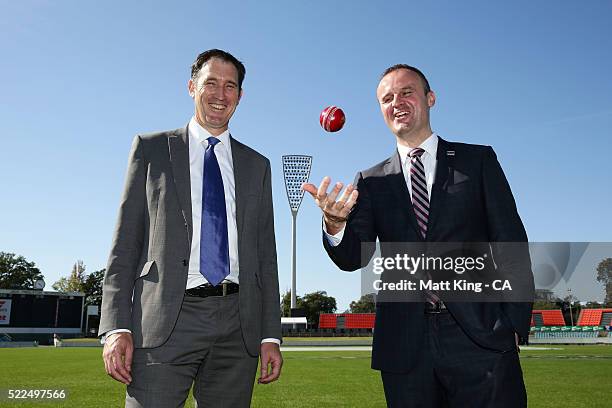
182;259;187;266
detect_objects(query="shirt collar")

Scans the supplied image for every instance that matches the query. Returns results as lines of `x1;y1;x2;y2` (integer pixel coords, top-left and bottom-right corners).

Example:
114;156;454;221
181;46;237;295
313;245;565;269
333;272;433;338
397;133;438;163
188;116;231;148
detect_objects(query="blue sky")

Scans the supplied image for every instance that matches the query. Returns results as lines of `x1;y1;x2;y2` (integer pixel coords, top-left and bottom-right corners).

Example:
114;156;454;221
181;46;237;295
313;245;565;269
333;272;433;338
1;1;611;310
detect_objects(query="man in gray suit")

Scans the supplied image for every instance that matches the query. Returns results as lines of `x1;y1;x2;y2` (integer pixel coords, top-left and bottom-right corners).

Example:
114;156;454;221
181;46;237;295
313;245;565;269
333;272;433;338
100;49;282;407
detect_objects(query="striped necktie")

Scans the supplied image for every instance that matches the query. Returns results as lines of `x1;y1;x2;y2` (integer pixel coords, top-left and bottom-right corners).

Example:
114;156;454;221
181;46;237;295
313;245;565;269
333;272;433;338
409;148;440;305
409;148;429;239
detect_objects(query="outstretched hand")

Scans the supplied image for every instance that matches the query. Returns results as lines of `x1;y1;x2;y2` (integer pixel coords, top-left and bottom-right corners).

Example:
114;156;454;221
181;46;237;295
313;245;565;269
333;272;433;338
302;176;359;235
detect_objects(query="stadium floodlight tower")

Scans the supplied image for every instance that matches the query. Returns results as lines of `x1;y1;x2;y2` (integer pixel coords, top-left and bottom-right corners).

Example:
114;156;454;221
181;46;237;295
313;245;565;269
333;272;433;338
282;155;313;310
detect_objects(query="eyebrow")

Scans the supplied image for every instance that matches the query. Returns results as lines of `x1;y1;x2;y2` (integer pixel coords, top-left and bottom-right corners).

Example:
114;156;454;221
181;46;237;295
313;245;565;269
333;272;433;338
380;85;416;99
201;77;239;87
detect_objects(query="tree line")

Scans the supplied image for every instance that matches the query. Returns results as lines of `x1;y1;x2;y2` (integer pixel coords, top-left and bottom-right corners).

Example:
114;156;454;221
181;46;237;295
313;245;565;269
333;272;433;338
0;252;103;306
3;251;612;320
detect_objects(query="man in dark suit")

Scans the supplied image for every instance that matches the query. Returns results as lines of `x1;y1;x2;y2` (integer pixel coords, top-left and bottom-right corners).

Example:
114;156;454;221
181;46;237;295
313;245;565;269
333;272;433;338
303;64;533;407
99;49;282;407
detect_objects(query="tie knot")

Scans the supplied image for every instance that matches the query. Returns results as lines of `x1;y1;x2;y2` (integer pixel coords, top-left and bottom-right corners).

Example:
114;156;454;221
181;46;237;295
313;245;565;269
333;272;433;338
409;148;425;158
207;137;220;148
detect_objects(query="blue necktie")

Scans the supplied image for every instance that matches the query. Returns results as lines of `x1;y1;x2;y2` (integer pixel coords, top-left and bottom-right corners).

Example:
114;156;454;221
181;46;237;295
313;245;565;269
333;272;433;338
199;137;229;286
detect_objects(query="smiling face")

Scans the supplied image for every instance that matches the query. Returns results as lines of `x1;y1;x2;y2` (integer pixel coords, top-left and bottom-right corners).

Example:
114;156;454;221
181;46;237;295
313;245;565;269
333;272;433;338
188;57;242;136
376;68;435;146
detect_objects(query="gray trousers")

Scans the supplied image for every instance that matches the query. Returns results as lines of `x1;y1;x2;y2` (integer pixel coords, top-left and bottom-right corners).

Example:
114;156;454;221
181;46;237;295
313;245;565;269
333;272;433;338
126;293;258;408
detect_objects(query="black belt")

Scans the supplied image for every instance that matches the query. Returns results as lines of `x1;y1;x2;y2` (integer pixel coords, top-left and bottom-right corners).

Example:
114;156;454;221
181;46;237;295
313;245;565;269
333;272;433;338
424;301;448;314
185;282;239;298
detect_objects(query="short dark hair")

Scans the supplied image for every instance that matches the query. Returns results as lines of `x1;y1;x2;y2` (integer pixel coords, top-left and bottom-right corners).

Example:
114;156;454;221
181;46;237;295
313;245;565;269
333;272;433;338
191;49;246;90
380;64;431;95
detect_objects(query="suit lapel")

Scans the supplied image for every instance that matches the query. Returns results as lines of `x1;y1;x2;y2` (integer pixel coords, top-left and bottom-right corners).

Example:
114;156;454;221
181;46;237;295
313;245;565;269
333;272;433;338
168;127;193;232
383;151;421;240
230;136;248;238
427;137;451;238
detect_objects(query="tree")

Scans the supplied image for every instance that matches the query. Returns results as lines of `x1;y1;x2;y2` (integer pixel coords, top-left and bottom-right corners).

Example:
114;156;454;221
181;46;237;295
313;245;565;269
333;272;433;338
301;291;337;326
0;252;44;289
52;261;104;306
281;290;337;327
560;294;580;326
280;290;302;317
53;260;86;292
350;293;376;313
82;269;105;306
532;300;556;310
584;301;603;309
596;258;612;305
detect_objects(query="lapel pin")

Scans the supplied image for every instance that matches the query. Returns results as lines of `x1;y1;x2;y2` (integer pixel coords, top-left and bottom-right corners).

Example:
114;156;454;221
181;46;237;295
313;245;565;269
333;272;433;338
447;151;455;156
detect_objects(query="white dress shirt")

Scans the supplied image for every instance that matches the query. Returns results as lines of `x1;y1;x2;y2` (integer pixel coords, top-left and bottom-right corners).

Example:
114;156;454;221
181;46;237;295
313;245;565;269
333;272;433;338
187;117;240;288
325;133;439;246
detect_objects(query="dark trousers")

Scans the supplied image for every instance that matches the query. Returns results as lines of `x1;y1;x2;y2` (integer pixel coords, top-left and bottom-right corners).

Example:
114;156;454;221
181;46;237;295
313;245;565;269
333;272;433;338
126;293;258;408
381;312;526;408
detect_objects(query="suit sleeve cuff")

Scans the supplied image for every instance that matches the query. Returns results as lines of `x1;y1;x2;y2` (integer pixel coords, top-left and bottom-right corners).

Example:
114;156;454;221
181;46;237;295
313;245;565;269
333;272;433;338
261;338;281;345
100;329;132;345
322;218;345;246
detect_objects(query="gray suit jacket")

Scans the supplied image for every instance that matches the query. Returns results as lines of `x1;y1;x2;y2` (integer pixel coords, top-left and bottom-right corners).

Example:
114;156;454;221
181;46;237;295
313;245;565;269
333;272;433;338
99;127;281;356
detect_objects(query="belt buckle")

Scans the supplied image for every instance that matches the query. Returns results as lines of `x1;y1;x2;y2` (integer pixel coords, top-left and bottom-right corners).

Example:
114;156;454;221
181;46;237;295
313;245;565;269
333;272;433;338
222;283;228;296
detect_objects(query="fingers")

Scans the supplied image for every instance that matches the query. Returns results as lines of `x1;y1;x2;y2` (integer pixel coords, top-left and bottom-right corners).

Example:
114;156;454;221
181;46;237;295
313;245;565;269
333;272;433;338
104;347;130;384
113;352;132;384
301;183;318;197
316;176;332;201
302;178;331;206
331;183;353;212
111;346;132;384
340;189;359;218
259;353;270;383
346;189;359;206
258;344;283;384
337;183;355;205
268;355;283;382
103;334;133;385
324;182;344;209
103;352;111;376
124;343;133;374
259;353;283;384
302;177;357;217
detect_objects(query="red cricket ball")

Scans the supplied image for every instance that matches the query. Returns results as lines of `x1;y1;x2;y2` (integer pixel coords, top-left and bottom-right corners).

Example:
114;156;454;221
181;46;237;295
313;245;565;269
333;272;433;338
320;106;346;132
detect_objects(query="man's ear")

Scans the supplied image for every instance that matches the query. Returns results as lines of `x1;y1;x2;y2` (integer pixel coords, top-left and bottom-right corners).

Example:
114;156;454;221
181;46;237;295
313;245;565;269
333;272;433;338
237;89;243;104
188;79;195;98
427;90;436;108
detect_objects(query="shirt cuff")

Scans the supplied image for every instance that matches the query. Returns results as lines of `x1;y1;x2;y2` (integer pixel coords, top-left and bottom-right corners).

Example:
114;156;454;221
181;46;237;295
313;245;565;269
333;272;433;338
322;218;345;247
261;338;281;345
100;329;132;345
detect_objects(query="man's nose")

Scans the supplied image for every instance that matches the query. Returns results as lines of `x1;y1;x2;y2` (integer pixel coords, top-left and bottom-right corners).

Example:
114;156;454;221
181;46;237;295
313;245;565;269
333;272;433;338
391;94;402;108
211;84;225;100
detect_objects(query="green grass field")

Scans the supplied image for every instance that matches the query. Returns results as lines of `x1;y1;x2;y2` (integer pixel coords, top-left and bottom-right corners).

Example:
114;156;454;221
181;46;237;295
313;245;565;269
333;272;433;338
0;345;610;407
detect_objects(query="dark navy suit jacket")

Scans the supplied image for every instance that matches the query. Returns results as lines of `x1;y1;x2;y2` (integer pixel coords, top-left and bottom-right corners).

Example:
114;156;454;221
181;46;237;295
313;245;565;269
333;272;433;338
324;137;534;373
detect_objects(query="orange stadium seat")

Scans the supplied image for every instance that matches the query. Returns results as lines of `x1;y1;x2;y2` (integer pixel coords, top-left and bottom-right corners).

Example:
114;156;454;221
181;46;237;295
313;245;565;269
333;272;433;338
531;310;565;326
318;314;337;329
577;309;605;326
318;313;376;329
344;313;376;329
